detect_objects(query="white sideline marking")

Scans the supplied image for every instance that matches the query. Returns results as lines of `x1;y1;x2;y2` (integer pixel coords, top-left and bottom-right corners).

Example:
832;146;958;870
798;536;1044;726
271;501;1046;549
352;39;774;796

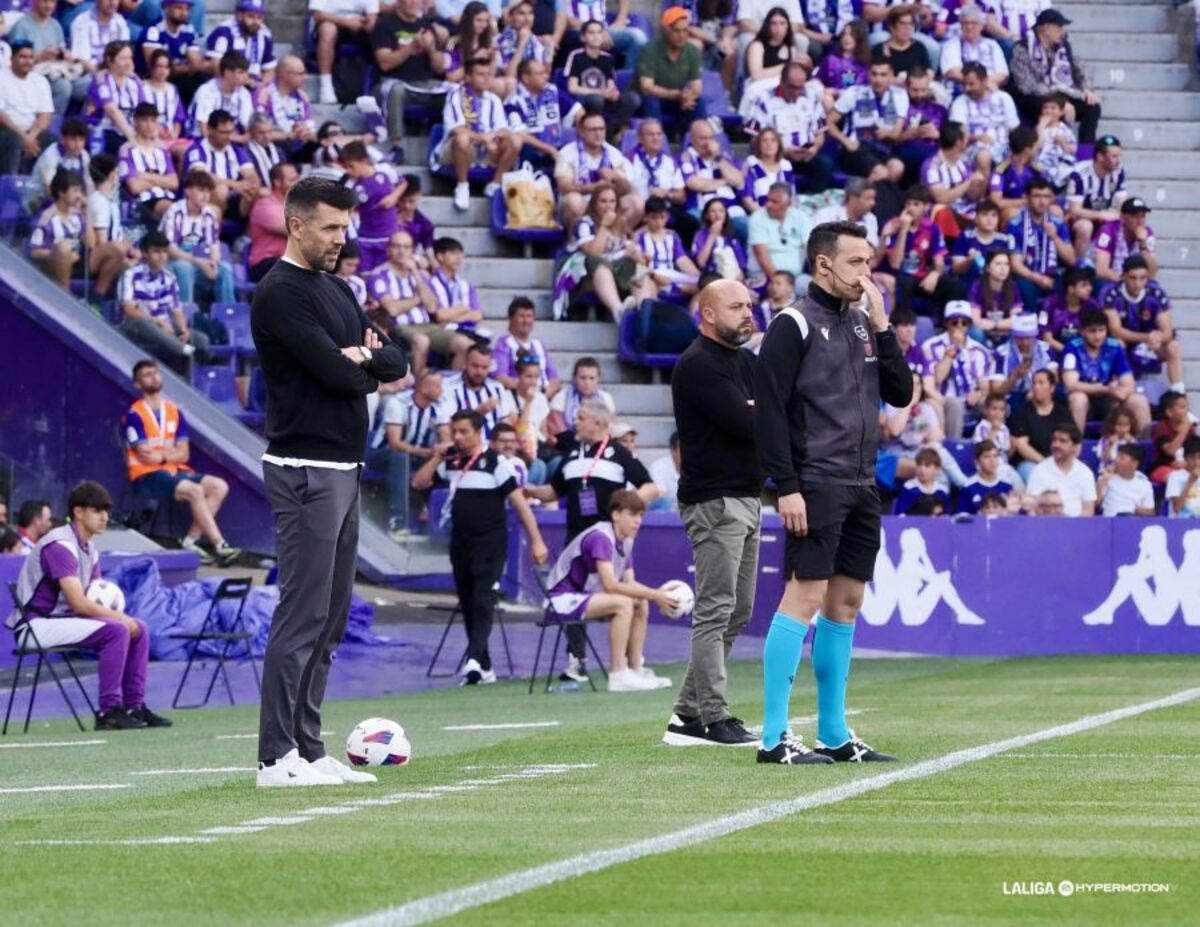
337;686;1200;927
442;722;560;731
0;784;130;795
216;730;333;740
298;806;360;816
132;767;251;776
243;816;314;827
19;837;215;846
1000;753;1199;760
0;739;107;749
200;826;268;835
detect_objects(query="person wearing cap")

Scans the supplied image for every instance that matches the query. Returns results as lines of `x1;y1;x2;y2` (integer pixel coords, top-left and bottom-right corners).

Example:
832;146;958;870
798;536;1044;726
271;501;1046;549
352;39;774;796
921;299;996;439
939;4;1008;90
206;0;276;88
637;8;706;126
996;310;1055;400
1065;135;1126;261
1010;8;1101;144
1103;255;1185;394
1093;197;1157;284
0;39;55;175
610;421;638;455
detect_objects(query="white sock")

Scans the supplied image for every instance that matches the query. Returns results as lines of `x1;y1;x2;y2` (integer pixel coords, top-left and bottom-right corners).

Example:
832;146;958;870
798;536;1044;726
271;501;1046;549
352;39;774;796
319;74;334;93
1171;382;1186;393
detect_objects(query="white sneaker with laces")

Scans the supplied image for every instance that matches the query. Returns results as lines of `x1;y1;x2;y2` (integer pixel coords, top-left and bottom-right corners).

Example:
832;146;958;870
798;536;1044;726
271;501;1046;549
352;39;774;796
636;666;672;689
256;749;343;788
309;754;378;784
608;668;660;692
453;183;470;211
484;181;501;197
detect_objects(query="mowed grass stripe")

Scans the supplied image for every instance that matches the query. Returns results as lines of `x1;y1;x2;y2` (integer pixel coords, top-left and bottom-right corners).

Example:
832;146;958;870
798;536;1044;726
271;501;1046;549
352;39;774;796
339;686;1200;927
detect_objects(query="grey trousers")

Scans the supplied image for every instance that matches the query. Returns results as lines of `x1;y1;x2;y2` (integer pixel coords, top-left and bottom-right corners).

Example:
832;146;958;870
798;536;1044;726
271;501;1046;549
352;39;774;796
672;496;761;726
258;462;361;764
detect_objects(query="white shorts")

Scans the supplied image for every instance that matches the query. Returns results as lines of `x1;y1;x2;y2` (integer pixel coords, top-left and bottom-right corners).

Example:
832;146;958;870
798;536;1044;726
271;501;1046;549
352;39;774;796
548;592;591;622
15;617;104;653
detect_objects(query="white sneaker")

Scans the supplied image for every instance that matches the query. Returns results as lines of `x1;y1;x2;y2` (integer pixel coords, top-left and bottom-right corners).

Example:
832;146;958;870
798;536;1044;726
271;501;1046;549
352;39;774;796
256;749;343;788
637;666;672;689
318;86;338;105
608;668;661;692
459;658;497;685
309;754;378;784
484;181;501;197
453;183;470;211
560;655;589;682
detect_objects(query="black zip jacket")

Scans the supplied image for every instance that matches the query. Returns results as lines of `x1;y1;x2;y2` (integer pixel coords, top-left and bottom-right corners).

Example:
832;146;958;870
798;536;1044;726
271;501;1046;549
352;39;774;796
755;282;913;492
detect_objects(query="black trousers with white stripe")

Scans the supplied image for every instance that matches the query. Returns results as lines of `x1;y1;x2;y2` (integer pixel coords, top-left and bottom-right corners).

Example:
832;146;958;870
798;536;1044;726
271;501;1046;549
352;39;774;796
450;529;508;671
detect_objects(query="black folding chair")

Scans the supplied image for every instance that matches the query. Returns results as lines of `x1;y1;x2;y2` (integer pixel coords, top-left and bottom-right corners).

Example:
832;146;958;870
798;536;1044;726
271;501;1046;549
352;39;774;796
169;577;260;709
3;582;97;735
425;588;516;679
526;566;609;694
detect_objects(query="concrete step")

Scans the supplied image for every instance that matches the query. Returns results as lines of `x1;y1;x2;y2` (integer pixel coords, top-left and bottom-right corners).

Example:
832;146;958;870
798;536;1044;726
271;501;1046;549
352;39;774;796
1180;330;1200;356
1058;3;1172;31
444;227;522;257
1099;91;1200;123
1156;269;1200;300
1124;150;1200;181
1090;62;1195;93
554;350;622;381
477;286;551;317
1113;180;1200;210
534;322;619;351
462;257;554;289
422;196;493;226
1096;120;1200;151
606;384;674;415
1070;33;1180;63
1150;239;1197;270
1137;210;1198;240
621;415;677;448
1185;360;1200;386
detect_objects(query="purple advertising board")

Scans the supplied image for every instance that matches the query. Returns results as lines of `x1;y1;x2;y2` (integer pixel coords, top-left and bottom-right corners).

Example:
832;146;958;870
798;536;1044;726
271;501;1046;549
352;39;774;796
510;512;1200;656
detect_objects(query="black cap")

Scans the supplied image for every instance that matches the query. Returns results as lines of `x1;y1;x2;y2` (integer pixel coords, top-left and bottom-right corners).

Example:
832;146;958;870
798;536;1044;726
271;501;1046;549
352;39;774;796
1034;9;1071;27
1121;197;1151;215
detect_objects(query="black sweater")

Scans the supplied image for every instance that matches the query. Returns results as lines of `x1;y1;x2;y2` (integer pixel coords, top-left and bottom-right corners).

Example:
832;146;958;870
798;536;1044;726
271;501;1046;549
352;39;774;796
672;333;763;505
756;283;913;491
251;259;408;462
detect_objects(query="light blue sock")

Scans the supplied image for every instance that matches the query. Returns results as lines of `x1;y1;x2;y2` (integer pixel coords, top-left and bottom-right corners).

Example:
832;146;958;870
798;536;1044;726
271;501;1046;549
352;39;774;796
812;615;855;747
760;612;809;750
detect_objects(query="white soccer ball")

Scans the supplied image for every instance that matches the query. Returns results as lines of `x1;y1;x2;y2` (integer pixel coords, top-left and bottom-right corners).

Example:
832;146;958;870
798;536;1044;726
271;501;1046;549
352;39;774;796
661;580;695;619
346;717;412;767
86;579;125;613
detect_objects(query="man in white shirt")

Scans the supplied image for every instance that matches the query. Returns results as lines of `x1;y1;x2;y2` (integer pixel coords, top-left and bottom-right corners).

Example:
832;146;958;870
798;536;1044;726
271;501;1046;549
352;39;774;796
0;40;55;175
947;62;1020;173
814;177;879;246
555;109;640;232
939;4;1008;90
1097;443;1155;517
1023;423;1097;517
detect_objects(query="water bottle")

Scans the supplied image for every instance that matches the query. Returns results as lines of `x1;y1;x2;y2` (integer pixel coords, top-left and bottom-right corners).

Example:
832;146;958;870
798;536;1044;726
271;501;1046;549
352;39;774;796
548;681;581;694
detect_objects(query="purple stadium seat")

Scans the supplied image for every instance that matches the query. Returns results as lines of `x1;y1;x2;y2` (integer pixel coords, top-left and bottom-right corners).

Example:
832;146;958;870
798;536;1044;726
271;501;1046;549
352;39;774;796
489;190;565;246
0;175;43;236
209;301;256;361
617;307;684;370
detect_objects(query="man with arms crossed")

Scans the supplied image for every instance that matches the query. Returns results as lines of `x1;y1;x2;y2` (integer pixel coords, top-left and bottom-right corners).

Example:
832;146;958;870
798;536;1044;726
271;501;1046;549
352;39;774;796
251;177;408;787
755;221;913;765
663;279;763;747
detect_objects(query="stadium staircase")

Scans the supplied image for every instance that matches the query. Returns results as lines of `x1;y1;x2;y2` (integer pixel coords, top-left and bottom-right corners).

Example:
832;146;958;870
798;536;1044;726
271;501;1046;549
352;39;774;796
1061;0;1200;411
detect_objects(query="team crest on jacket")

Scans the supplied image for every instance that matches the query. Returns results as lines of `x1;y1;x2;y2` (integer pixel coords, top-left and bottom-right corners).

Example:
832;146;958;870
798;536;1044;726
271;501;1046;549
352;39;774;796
854;324;869;341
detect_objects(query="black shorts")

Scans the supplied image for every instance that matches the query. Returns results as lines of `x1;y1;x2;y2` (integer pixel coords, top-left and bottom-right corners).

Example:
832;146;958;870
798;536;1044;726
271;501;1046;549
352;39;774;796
784;483;882;583
1087;394;1114;424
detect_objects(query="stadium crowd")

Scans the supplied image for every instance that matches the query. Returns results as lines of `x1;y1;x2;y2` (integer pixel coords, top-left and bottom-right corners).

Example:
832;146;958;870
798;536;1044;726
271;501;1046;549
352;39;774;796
0;0;1198;541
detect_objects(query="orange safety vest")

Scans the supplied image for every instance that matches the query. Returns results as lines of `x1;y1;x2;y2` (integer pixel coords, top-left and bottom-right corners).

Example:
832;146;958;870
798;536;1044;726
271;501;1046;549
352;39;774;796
125;398;194;482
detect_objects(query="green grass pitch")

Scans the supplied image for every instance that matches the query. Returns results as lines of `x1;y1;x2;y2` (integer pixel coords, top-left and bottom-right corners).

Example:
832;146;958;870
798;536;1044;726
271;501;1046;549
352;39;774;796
1;655;1197;926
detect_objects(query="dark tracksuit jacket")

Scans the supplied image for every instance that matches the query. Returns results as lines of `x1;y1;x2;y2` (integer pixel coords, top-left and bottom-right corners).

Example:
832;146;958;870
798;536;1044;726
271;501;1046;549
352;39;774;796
755;282;914;493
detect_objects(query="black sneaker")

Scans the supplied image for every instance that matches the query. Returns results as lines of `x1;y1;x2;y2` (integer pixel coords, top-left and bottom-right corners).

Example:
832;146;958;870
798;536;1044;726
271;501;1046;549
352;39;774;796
757;731;834;765
214;543;241;567
95;708;148;731
704;717;759;747
814;731;897;763
130;705;173;728
559;655;589;683
661;713;707;746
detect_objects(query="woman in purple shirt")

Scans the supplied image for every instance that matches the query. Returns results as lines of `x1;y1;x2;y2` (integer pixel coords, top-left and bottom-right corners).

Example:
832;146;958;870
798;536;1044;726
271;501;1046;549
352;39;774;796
86;40;146;154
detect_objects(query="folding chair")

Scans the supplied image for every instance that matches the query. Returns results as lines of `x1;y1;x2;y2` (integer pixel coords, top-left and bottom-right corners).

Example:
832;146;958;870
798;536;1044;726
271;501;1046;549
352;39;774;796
2;583;97;735
169;577;260;709
526;566;609;694
424;591;516;679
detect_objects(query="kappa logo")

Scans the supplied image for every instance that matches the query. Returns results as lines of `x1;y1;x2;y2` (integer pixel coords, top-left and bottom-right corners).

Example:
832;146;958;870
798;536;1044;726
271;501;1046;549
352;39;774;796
820;326;830;340
861;528;984;627
854;324;869;342
1082;526;1200;626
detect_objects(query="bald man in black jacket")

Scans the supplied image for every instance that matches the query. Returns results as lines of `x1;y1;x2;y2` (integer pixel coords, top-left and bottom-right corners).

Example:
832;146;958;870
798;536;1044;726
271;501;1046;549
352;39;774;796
251;177;407;788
